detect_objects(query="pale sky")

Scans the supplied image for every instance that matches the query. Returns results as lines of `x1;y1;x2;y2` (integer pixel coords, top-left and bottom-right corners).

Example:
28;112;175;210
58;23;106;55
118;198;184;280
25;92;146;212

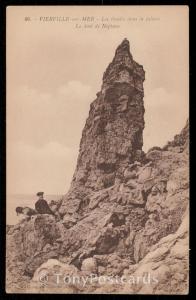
7;6;189;194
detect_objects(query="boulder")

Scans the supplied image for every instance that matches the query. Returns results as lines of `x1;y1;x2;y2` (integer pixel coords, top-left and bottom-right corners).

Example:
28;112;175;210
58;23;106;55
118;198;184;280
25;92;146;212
146;150;162;161
137;166;153;183
29;259;79;293
62;215;77;229
122;209;189;294
6;214;65;280
89;190;109;209
81;257;98;274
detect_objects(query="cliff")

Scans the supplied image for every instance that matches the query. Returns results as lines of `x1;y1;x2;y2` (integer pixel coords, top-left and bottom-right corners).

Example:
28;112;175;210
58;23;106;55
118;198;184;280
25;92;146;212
59;38;145;216
6;39;189;294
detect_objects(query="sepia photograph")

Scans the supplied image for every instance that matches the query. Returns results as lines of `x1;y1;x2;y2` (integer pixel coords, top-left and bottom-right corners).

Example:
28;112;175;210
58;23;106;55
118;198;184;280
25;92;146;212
6;5;189;294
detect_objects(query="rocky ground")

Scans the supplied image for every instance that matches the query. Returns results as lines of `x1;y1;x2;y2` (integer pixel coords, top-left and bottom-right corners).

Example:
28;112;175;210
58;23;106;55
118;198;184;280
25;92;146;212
6;39;189;294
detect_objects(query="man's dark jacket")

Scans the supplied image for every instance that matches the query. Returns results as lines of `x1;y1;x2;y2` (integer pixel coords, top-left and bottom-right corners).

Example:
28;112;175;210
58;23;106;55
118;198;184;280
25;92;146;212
35;199;55;215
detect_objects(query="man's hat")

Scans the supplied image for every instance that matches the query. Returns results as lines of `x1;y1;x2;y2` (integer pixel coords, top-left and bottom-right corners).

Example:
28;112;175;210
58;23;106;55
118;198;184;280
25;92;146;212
16;206;23;214
36;191;44;196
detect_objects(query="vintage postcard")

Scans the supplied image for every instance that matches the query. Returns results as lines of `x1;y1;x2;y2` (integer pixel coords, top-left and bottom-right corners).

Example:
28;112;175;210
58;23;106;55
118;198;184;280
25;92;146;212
6;5;189;294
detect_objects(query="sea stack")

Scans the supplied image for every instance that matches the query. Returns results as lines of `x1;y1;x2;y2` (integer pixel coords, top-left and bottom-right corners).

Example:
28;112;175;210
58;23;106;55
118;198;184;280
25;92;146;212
59;39;145;215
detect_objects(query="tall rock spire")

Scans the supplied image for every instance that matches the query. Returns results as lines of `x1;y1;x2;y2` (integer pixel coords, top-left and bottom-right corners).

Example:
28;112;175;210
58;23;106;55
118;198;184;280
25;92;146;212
59;39;145;215
102;38;144;92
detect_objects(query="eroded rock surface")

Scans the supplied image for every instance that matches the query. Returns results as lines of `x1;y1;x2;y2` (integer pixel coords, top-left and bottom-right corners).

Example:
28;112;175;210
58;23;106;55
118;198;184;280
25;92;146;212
6;39;189;294
59;38;145;216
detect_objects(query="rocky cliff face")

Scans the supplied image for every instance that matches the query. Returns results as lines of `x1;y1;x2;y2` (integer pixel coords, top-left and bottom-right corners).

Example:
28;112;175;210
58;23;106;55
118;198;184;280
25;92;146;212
59;38;145;216
6;40;189;294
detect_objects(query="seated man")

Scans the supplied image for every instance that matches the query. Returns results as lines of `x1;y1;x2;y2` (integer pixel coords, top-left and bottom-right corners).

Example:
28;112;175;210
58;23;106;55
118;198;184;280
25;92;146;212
35;192;55;216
